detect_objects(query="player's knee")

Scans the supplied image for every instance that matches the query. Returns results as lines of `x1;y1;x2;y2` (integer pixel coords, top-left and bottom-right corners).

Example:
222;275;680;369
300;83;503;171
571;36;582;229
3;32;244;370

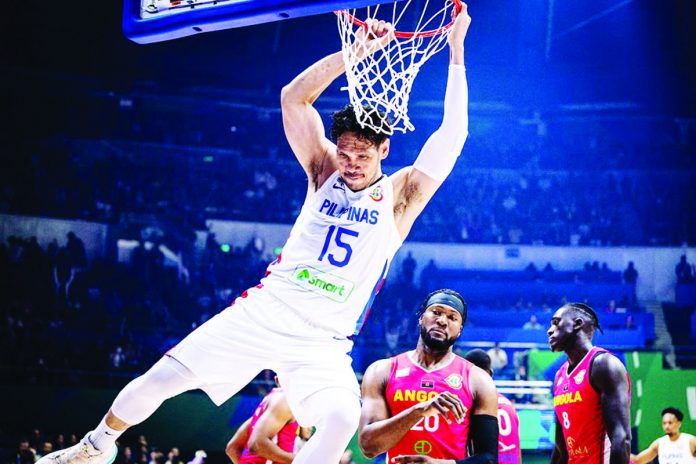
136;357;197;398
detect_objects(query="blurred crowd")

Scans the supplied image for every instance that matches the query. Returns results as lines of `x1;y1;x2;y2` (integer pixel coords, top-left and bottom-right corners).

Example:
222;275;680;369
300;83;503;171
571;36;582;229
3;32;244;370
2;139;693;247
0;230;655;389
7;429;209;464
0;231;268;387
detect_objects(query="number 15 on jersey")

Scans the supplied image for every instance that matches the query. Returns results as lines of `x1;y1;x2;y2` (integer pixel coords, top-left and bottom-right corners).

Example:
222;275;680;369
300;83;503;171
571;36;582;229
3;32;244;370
318;225;359;268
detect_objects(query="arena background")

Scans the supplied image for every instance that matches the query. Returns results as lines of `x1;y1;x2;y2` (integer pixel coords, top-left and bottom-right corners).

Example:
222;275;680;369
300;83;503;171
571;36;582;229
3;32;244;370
1;0;695;463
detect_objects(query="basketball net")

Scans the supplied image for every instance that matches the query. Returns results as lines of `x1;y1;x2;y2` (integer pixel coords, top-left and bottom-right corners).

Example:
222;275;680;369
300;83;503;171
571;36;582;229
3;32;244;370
336;0;459;134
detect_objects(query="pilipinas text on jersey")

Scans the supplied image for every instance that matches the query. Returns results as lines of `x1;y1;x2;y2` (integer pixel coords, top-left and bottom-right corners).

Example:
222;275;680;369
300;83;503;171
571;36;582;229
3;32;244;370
259;171;402;336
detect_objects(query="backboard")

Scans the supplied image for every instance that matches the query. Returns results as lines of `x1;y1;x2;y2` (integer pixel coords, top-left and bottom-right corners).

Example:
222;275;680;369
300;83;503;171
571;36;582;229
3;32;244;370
123;0;384;44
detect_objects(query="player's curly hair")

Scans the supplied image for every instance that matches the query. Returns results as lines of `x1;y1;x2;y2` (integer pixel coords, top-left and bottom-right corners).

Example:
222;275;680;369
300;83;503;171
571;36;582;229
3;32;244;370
330;104;393;146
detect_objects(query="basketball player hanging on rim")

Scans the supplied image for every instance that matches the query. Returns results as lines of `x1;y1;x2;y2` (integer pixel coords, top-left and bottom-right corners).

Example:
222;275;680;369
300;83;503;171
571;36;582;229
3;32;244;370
37;4;472;464
548;303;632;464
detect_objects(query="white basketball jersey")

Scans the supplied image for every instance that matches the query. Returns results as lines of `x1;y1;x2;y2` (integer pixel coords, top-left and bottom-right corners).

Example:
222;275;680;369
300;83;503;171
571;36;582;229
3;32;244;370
260;170;402;336
658;434;696;464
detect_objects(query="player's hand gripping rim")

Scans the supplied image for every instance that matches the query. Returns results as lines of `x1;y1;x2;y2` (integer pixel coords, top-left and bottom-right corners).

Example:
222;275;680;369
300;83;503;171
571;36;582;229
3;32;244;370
351;18;395;60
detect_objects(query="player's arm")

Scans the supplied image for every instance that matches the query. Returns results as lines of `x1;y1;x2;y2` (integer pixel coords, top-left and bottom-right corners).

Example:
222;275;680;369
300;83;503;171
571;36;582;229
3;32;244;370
280;51;341;190
225;417;252;464
591;353;632;464
246;393;296;463
293;427;313;456
391;4;471;240
281;21;394;190
550;415;568;464
629;438;659;464
358;359;467;458
458;366;499;464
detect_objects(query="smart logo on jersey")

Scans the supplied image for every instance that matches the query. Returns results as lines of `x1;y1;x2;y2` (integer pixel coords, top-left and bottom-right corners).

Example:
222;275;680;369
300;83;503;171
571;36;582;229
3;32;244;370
445;373;463;390
573;369;586;384
369;185;384;202
289;265;354;302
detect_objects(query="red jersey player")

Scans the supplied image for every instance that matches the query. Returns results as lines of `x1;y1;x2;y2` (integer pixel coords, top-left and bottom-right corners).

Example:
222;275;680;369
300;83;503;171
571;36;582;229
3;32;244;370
548;303;631;464
359;289;499;464
225;384;305;464
464;349;521;464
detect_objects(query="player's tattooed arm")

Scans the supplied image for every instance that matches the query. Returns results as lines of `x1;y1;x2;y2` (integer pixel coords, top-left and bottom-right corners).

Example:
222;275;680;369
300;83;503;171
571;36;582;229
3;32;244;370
591;353;631;464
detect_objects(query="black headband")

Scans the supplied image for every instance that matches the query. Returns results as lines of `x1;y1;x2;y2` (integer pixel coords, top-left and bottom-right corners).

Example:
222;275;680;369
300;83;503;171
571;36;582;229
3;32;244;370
425;292;466;318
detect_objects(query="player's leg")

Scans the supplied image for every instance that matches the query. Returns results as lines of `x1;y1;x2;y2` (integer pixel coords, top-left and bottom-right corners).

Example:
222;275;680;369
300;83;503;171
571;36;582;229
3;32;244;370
279;334;362;462
37;356;202;464
38;295;273;464
292;387;361;463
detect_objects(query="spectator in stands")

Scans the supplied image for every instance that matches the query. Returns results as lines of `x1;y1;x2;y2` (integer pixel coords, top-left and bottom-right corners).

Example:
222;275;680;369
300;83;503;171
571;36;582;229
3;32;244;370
623;261;638;284
118;446;134;464
66;232;87;270
522;314;542;330
525;262;539;280
624;315;635;330
185;451;206;464
16;439;36;464
420;259;439;289
543;262;554;273
604;299;617;313
401;251;417;285
676;255;694;284
487;342;508;374
110;346;126;369
513;365;531;403
38;442;54;460
30;429;43;451
149;451;166;464
165;448;183;464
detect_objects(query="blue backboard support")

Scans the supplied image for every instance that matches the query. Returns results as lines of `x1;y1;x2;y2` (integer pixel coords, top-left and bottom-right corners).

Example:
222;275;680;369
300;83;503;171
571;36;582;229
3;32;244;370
123;0;383;44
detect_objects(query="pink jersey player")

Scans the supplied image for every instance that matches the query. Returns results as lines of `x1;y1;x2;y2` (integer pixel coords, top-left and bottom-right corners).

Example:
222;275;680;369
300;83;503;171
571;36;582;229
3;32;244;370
385;351;475;461
497;393;521;464
240;388;298;464
554;347;631;464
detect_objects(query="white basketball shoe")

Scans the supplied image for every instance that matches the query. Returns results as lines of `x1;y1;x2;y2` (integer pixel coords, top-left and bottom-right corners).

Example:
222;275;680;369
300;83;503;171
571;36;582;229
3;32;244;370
36;433;118;464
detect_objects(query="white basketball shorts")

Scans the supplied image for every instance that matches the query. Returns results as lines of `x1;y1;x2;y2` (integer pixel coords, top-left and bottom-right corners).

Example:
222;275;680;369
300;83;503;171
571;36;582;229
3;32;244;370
165;285;360;426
